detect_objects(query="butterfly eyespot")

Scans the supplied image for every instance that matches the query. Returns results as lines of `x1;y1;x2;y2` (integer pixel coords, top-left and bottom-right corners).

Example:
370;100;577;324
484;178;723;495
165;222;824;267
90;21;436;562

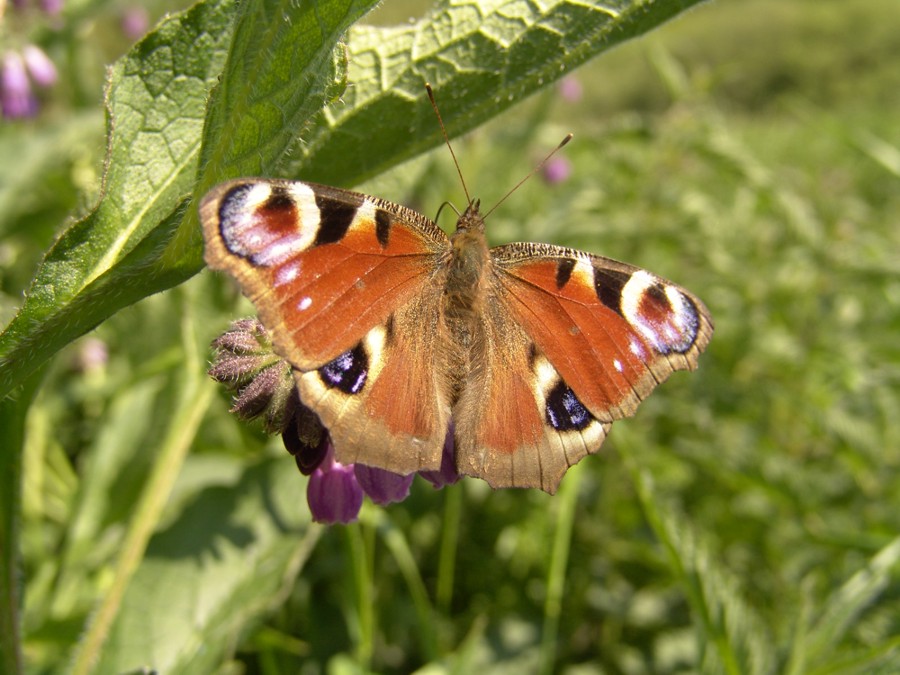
217;182;317;267
621;271;700;355
545;380;594;432
318;344;368;395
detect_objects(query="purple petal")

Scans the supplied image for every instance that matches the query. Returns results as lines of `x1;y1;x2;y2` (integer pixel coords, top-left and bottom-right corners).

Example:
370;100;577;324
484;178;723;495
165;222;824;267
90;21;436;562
22;45;57;88
2;52;37;119
283;416;330;475
307;460;363;524
354;464;413;505
558;75;583;102
40;0;64;16
121;7;150;41
542;156;572;185
419;424;461;489
75;337;108;373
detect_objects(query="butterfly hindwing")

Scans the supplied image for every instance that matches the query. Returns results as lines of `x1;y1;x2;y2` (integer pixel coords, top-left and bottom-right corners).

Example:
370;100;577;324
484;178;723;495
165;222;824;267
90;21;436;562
451;293;612;492
294;287;452;475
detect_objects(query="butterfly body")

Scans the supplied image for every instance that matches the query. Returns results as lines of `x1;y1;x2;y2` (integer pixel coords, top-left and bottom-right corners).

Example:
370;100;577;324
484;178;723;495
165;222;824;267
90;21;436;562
202;178;712;493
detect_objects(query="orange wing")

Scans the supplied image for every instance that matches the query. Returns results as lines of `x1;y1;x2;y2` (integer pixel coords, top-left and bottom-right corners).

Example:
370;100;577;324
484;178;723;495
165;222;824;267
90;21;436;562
201;179;453;475
492;243;713;422
450;243;712;493
201;179;449;370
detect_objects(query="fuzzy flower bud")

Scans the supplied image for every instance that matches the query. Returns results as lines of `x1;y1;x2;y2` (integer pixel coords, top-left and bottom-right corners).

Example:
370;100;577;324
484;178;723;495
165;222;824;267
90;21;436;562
208;318;296;434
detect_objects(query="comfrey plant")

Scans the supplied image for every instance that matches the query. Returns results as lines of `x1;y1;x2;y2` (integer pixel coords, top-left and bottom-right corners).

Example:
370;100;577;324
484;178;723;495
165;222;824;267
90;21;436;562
209;318;459;524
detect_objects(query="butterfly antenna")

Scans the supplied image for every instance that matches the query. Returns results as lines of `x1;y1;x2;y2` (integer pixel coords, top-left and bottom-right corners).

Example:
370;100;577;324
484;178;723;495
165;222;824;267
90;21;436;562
482;133;574;220
426;83;473;206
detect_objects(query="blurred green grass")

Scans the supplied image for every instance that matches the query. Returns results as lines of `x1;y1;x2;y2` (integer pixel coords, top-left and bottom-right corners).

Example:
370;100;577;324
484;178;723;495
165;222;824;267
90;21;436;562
8;0;900;672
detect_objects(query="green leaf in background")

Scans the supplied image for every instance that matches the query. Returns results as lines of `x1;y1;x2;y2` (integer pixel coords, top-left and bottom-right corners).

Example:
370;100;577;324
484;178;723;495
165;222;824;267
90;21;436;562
90;456;319;674
620;437;776;675
296;0;709;185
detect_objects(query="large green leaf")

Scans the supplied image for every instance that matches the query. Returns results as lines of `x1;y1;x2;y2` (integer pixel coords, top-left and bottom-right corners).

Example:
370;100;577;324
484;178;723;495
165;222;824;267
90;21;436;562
0;0;236;399
296;0;709;184
90;456;319;674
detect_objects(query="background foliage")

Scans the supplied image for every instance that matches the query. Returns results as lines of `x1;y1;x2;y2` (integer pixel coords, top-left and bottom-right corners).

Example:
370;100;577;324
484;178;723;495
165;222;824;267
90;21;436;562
2;0;899;672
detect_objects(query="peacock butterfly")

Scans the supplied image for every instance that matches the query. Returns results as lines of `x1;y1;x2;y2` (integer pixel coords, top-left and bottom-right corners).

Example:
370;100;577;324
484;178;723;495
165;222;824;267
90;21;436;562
200;89;713;494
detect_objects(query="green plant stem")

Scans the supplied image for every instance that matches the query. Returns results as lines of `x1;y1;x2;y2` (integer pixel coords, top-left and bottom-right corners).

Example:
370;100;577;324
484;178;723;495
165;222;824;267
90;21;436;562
0;371;46;675
539;461;582;675
345;522;374;669
436;483;462;616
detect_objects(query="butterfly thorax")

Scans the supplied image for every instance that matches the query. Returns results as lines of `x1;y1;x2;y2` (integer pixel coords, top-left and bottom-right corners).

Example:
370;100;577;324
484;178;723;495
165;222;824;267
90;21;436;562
444;201;490;323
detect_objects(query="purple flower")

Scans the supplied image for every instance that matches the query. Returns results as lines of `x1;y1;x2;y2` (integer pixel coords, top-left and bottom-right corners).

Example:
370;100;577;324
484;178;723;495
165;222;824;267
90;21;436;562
307;444;364;524
281;399;330;475
22;45;57;87
121;7;150;41
208;318;297;433
355;464;414;505
1;51;37;119
8;0;64;17
40;0;64;16
74;337;109;373
419;423;461;489
558;75;583;102
208;319;472;524
542;156;572;185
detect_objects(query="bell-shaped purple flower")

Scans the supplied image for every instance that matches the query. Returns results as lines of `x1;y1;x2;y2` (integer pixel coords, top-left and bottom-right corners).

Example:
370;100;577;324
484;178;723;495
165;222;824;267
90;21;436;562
22;45;57;87
121;7;150;41
1;51;37;119
419;423;461;489
307;444;364;524
355;465;414;505
281;398;330;475
208;318;297;434
40;0;64;16
542;156;572;185
558;75;583;102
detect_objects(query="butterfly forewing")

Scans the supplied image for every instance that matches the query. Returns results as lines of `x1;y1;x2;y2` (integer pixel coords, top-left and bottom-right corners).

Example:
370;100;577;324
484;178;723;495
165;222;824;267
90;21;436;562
492;243;713;424
202;179;454;474
202;179;449;369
